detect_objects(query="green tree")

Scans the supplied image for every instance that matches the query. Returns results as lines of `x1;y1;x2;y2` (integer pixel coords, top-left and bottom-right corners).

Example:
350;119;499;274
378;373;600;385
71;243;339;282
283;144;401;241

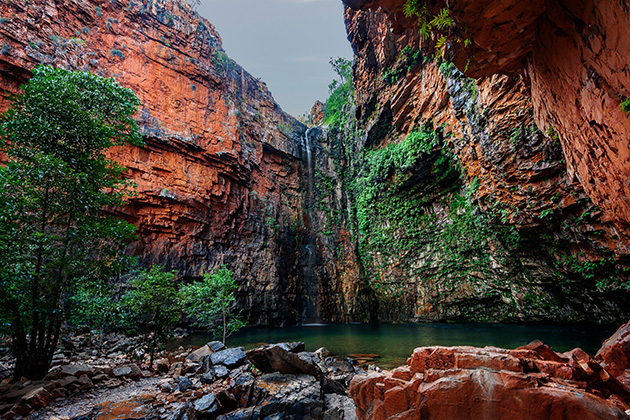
0;65;142;380
120;266;181;368
181;266;245;344
323;57;353;128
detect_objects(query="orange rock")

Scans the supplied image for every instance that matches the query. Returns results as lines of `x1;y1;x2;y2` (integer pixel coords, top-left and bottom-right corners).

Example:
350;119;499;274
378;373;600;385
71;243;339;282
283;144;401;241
350;342;630;420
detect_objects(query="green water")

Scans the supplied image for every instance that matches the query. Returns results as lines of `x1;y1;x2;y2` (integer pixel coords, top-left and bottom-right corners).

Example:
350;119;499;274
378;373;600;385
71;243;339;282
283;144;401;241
173;323;614;369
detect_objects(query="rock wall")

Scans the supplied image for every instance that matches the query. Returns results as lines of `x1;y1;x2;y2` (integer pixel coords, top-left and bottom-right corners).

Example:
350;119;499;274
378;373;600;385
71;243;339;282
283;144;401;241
335;7;630;323
342;0;630;250
0;0;315;326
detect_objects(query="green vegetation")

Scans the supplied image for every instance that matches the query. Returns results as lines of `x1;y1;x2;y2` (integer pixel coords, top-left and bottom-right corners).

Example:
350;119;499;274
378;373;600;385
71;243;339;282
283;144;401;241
403;1;453;41
120;267;182;368
181;266;245;344
213;50;235;74
0;65;142;380
382;45;423;85
324;57;353;128
622;98;630;113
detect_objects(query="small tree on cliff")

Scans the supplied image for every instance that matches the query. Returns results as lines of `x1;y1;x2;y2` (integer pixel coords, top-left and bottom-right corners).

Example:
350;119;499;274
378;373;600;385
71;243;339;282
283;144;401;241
0;65;142;380
180;266;245;344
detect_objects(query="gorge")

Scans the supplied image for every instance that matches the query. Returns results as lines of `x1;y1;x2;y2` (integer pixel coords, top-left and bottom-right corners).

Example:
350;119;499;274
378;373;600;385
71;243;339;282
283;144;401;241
2;0;630;418
1;0;629;327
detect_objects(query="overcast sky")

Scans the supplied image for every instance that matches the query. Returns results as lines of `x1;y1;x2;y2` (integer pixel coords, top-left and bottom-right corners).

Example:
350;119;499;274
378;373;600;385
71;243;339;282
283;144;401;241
196;0;354;117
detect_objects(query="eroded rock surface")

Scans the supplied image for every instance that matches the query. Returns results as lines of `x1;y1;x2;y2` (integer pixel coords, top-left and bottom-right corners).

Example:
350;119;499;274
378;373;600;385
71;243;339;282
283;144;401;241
350;342;630;420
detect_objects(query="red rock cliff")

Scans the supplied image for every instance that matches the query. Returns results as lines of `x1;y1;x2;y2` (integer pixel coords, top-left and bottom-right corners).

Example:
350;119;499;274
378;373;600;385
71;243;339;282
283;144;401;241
0;0;312;325
337;5;630;323
343;0;630;249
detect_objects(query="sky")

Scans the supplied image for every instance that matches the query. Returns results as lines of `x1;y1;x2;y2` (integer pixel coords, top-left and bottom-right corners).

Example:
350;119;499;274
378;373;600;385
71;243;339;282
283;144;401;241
196;0;354;118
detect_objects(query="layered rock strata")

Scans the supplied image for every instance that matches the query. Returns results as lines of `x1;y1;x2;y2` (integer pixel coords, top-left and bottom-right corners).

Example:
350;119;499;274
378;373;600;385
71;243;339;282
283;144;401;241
0;0;315;325
334;6;630;322
342;0;630;249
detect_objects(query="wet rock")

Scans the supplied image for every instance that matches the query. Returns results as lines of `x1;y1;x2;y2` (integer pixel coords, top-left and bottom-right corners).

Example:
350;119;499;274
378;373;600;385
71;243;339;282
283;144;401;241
246;345;323;380
210;348;247;369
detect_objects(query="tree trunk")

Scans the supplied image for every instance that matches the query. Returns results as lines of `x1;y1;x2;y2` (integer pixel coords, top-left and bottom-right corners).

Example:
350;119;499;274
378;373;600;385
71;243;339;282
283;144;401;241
13;349;52;381
222;308;227;345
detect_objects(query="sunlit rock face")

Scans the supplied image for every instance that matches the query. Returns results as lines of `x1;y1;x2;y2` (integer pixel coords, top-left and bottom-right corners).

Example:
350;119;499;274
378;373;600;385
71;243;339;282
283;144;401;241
340;6;630;323
0;0;317;325
343;0;630;250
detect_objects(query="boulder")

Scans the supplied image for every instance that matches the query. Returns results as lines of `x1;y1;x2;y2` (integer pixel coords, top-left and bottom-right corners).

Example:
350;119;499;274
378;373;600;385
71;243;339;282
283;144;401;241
350;345;630;420
597;321;630;384
167;402;196;420
194;393;219;415
155;358;171;373
176;377;193;393
210;348;247;368
187;345;213;363
59;364;94;378
324;394;357;420
214;365;230;379
21;386;51;409
246;345;323;380
208;341;227;352
112;364;142;380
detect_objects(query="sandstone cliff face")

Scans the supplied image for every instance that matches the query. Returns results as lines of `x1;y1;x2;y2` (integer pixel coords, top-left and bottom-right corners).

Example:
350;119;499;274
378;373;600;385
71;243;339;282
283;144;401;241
343;0;630;251
337;7;630;323
0;0;314;325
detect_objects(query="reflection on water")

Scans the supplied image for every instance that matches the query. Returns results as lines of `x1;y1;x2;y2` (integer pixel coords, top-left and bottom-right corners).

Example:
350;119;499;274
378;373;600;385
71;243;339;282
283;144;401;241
172;323;614;369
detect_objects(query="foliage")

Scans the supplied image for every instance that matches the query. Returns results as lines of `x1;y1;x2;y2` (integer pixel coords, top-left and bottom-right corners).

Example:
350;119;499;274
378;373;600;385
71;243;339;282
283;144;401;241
180;266;245;344
213;50;235;74
324;57;353;128
382;45;423;85
0;65;142;380
120;267;182;367
622;98;630;113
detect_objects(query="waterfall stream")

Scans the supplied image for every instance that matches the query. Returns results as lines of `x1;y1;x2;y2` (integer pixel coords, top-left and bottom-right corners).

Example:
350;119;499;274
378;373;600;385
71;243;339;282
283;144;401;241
301;128;320;324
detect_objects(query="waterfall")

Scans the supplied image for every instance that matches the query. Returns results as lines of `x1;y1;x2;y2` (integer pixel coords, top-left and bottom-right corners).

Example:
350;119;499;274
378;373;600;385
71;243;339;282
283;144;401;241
304;128;314;198
301;128;320;325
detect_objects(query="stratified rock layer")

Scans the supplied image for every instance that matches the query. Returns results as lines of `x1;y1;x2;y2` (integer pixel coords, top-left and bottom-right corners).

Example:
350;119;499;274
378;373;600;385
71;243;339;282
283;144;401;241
0;0;311;325
339;5;630;322
343;0;630;249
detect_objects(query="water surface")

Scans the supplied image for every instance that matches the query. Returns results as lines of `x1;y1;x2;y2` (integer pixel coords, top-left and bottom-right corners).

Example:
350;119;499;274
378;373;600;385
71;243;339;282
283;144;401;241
174;323;613;369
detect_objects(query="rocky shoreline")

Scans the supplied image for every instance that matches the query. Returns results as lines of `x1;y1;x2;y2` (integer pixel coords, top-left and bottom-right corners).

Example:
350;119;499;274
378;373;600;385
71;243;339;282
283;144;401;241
1;321;629;419
0;333;363;419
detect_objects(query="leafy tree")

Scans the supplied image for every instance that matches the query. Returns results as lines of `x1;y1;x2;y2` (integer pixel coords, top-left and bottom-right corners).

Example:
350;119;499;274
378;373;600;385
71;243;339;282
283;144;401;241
181;266;245;344
120;266;181;368
0;65;142;380
324;57;353;128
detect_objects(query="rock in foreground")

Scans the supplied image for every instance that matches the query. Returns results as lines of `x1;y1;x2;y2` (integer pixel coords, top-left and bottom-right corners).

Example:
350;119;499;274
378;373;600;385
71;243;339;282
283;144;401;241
349;337;630;420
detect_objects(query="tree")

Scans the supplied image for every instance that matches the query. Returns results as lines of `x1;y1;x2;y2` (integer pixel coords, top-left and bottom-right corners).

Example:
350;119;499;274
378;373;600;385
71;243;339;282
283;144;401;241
120;267;181;368
0;65;142;380
181;266;245;344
